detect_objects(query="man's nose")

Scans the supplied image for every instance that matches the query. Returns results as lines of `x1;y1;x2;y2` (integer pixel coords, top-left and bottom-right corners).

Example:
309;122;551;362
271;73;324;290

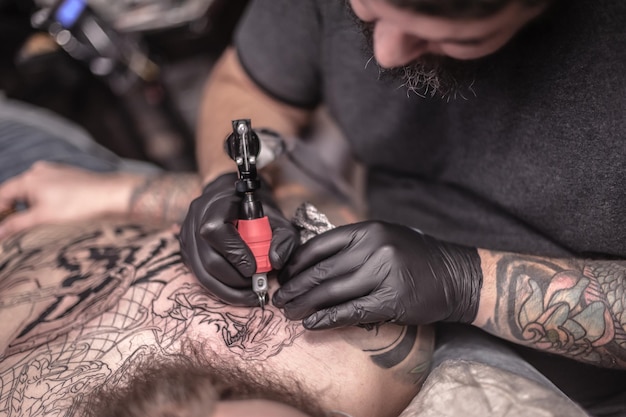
373;22;428;68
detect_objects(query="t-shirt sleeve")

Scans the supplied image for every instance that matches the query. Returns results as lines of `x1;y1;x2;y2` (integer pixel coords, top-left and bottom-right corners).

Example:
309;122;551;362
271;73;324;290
233;0;322;109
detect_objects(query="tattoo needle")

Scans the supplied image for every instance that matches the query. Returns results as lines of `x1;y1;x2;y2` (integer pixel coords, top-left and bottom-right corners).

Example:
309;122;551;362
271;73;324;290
253;273;268;310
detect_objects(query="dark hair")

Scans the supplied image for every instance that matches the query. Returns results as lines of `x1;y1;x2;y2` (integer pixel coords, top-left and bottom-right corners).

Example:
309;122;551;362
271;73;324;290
385;0;554;18
72;342;328;417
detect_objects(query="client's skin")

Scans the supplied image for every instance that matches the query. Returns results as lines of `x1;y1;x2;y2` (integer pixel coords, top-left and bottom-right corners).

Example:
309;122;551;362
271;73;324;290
0;220;434;417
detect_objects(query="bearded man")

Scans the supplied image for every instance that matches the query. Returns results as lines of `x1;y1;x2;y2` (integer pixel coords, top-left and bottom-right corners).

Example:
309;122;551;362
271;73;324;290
180;0;626;415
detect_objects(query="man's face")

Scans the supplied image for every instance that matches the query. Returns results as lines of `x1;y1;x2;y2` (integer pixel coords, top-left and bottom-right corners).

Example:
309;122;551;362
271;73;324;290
349;0;548;96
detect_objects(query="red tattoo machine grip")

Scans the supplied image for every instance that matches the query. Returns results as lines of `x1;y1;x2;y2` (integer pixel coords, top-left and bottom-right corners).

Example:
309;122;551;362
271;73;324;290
237;217;272;274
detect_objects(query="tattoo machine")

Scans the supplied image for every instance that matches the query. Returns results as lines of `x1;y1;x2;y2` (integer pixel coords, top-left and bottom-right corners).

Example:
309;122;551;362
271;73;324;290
225;119;272;309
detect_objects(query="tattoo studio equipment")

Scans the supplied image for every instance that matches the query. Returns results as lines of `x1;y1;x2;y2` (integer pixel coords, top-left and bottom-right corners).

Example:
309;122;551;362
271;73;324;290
225;119;272;309
30;0;196;170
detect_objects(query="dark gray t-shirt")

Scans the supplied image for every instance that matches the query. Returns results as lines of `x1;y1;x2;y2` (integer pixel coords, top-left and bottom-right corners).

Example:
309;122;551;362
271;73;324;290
234;0;626;410
235;0;625;259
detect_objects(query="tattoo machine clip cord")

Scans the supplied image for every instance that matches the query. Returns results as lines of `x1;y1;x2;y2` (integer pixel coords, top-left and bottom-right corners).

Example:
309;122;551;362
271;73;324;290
225;119;272;309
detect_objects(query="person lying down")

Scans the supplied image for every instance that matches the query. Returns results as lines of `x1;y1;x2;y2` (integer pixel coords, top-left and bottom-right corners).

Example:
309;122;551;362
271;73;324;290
0;218;434;417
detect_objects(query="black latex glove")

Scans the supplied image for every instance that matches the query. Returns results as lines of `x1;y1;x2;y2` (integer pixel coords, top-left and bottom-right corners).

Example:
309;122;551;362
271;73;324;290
179;172;299;306
272;221;482;329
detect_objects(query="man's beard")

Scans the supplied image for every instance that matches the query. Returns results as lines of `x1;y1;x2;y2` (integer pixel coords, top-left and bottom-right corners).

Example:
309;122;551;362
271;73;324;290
73;343;329;417
375;55;477;100
359;21;478;100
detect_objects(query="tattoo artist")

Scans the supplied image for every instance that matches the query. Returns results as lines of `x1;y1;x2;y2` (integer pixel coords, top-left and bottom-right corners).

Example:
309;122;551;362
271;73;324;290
179;0;626;415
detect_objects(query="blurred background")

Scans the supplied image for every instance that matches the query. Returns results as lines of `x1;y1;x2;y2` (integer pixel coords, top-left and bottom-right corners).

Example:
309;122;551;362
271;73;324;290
0;0;250;171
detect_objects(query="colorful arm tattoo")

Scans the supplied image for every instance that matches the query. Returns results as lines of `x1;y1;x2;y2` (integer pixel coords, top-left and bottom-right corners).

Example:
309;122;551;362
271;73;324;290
481;253;626;368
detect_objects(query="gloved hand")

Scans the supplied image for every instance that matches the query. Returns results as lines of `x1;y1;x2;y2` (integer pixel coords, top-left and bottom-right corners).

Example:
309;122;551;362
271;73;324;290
179;172;299;306
272;221;483;329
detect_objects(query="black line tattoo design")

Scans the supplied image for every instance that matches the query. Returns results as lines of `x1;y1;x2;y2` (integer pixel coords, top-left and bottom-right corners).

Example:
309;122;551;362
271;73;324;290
488;255;626;367
0;222;432;417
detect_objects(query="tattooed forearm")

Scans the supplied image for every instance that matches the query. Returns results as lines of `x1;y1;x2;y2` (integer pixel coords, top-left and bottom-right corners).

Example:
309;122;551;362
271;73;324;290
127;173;201;224
481;252;626;368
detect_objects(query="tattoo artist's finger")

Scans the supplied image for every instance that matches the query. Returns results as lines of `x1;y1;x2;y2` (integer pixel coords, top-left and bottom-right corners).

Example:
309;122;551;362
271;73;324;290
0;210;36;240
197;242;252;288
303;295;396;330
274;240;369;307
179;224;252;289
179;235;258;306
278;224;358;281
200;221;256;277
269;225;298;270
276;268;376;317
